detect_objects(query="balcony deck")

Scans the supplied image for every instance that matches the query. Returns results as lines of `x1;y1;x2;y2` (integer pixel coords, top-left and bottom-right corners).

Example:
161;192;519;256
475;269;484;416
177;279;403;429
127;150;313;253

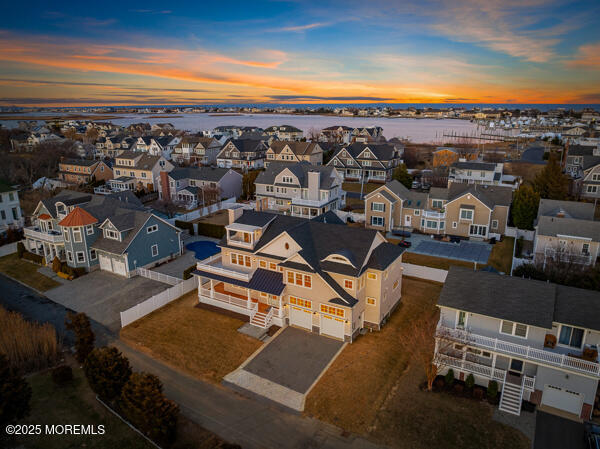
24;226;64;243
438;325;600;377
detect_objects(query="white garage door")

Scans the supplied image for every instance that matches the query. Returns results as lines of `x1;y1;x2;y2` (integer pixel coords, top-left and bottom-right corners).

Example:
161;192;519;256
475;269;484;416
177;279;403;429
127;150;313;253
112;259;127;276
320;314;345;340
289;306;312;330
99;254;112;272
541;385;583;416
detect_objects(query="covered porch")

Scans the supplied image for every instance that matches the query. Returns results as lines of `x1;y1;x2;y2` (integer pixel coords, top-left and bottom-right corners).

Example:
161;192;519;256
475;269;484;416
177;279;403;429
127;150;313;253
195;268;286;329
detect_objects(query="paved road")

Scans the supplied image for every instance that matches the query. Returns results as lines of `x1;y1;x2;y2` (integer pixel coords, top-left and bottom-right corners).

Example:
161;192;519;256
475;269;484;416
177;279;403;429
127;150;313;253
0;274;384;449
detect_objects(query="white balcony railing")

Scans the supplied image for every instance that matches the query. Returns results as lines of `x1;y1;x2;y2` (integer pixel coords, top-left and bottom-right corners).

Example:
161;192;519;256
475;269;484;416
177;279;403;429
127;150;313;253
423;210;446;219
291;197;331;207
200;287;251;309
196;256;255;282
543;247;593;265
24;226;64;243
437;325;600;377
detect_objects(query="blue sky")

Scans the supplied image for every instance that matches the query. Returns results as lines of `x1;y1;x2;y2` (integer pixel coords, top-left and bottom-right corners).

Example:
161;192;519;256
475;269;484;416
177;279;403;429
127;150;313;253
0;0;599;105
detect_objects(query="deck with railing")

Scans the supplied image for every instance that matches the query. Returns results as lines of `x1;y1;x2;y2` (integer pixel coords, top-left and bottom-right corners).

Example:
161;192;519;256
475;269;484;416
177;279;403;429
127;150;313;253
438;325;600;377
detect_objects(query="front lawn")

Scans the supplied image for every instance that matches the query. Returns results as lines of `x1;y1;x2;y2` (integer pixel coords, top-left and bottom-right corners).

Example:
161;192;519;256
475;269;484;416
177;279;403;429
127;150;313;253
120;292;263;384
0;253;60;291
342;182;380;194
304;277;529;449
402;252;479;270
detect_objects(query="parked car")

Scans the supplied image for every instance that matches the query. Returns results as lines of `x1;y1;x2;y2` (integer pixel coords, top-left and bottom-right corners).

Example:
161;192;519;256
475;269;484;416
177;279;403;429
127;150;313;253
411;180;421;189
421;182;431;191
397;240;411;248
585;422;600;449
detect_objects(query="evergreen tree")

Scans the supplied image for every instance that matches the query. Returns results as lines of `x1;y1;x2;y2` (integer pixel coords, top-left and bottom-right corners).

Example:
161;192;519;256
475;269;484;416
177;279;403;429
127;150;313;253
511;184;540;230
120;372;179;445
533;154;569;200
83;346;131;402
392;163;413;189
0;354;31;426
65;312;95;363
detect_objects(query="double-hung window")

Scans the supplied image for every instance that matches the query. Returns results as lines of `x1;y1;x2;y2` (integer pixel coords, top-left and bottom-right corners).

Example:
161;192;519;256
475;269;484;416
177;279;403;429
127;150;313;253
371;216;384;227
558;325;584;348
371;202;385;212
460;209;473;221
499;320;528;338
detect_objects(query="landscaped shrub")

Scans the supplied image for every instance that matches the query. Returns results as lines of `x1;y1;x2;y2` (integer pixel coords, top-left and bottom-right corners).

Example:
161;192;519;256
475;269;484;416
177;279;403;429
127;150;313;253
473;387;485;400
183;265;196;280
175;220;195;235
444;369;455;387
84;346;132;402
434;377;445;390
65;312;95;363
51;364;73;386
453;383;464;394
196;222;225;239
465;373;475;390
16;242;25;258
73;267;86;278
487;380;499;401
119;372;179;445
52;256;61;273
22;251;44;265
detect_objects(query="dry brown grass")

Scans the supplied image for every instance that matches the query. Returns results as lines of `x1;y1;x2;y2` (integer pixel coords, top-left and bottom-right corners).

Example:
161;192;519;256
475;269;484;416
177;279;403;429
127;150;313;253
402;252;479;270
120;292;262;384
342;182;380;194
0;253;60;291
304;278;529;449
487;237;515;273
0;306;59;373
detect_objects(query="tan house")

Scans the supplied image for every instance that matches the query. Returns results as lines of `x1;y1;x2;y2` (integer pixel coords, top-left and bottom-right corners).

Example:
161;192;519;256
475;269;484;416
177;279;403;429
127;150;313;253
365;181;512;239
58;158;112;185
112;151;174;192
533;199;600;267
265;142;323;166
193;210;405;340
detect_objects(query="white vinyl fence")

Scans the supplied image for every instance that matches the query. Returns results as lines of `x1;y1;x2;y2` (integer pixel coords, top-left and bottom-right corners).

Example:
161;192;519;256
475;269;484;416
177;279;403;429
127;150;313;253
505;227;535;241
167;197;237;225
333;210;366;223
0;240;22;257
402;262;448;283
120;276;197;327
136;267;181;285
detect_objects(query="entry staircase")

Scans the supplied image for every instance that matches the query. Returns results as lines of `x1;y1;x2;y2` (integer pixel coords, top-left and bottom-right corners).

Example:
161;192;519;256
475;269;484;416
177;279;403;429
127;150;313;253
250;306;274;329
499;373;524;416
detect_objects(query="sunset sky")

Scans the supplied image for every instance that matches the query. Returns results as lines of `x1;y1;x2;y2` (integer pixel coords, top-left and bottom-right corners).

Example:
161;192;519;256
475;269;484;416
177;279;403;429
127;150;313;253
0;0;599;106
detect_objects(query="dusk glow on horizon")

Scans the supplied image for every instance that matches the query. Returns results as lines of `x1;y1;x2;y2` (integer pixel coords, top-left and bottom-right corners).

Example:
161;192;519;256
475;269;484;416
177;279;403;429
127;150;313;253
1;0;599;106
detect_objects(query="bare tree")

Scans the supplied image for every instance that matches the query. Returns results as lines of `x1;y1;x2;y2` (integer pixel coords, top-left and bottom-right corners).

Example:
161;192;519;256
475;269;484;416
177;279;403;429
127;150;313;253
403;312;456;391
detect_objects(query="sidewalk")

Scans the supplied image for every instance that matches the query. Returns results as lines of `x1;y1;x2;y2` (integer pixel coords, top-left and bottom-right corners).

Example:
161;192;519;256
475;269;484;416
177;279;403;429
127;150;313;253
115;340;385;449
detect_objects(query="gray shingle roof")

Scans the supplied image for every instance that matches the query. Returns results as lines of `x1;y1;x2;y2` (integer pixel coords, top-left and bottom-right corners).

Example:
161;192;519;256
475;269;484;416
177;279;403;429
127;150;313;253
193;267;285;296
366;243;405;270
168;167;231;182
448;183;512;209
255;161;338;190
536;216;600;242
451;161;497;171
438;266;556;328
554;286;600;332
537;199;595;221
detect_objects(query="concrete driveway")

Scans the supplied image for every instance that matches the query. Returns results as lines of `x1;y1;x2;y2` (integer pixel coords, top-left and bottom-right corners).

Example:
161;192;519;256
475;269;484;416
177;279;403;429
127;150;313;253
45;270;170;331
224;326;346;411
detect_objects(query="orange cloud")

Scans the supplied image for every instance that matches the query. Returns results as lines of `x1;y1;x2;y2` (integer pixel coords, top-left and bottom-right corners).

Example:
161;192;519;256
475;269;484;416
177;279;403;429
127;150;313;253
567;43;600;68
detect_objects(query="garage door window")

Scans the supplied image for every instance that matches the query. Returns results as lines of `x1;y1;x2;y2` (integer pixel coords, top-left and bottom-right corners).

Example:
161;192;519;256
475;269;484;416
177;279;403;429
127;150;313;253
320;304;345;318
558;325;584;349
289;296;311;309
151;244;158;257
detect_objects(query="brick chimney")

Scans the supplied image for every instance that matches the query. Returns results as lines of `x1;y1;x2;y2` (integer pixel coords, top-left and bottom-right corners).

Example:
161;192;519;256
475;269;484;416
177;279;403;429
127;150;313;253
160;171;170;201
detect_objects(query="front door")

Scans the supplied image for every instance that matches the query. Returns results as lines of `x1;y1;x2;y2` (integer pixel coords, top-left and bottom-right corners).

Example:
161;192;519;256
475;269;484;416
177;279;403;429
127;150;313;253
509;358;523;376
405;215;411;226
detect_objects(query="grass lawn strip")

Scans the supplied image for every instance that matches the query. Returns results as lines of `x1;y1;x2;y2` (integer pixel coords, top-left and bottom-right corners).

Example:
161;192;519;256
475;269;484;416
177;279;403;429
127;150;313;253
120;292;263;384
0;253;60;291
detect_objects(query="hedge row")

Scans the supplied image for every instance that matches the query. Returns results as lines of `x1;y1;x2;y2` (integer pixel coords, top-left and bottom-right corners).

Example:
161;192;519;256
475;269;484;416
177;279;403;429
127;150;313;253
22;251;44;265
196;222;225;239
174;220;195;235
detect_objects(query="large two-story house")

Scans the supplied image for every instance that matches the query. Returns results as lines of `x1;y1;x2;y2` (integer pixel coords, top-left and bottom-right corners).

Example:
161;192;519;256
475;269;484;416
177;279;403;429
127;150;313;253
264;125;303;141
172;136;222;165
533;199;600;267
436;267;600;419
265;142;323;166
193;209;405;340
448;161;509;187
365;181;512;239
255;162;345;218
565;144;600;200
326;143;403;182
24;190;181;276
158;167;242;207
0;181;24;232
58;159;113;185
112;152;174;192
216;139;268;170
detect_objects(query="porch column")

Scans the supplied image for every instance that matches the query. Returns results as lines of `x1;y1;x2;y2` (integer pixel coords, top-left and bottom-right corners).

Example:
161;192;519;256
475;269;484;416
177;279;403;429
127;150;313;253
491;353;497;377
42;243;49;261
247;288;251;308
210;279;214;298
278;295;282;317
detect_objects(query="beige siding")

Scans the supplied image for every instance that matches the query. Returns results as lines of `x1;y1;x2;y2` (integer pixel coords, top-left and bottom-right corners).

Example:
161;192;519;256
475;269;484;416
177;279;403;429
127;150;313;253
445;194;491;237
